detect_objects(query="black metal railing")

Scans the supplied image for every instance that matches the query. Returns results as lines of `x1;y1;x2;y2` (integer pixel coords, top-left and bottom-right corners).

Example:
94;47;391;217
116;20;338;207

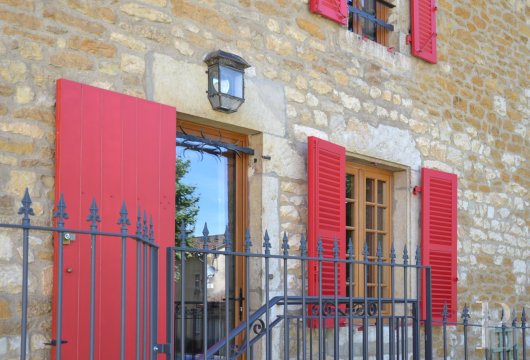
0;189;160;360
434;303;528;360
2;192;529;360
168;224;434;360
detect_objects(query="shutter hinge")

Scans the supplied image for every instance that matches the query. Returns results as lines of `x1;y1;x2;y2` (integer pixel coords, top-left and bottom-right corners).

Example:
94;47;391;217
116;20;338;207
44;339;68;346
406;34;412;45
412;186;422;195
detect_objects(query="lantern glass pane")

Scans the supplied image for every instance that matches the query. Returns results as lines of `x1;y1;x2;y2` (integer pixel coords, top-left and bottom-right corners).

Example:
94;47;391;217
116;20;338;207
208;65;220;95
208;93;221;110
220;95;243;113
220;65;243;98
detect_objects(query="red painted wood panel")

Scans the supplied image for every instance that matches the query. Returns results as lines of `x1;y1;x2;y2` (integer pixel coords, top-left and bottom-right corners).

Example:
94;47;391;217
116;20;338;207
309;0;348;25
411;0;437;63
421;168;458;323
307;136;346;328
53;79;176;359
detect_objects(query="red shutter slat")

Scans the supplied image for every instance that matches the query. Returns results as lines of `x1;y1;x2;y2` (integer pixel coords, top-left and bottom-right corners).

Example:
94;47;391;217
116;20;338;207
53;79;176;358
309;0;348;25
307;136;346;328
421;168;457;323
410;0;437;63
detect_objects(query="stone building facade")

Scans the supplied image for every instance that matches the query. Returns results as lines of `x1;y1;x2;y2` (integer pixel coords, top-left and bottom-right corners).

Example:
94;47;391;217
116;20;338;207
0;0;528;359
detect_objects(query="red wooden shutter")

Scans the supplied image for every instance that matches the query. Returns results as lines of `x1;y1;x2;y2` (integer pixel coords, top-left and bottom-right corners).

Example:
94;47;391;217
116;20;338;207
410;0;437;63
307;136;346;328
309;0;348;25
53;79;176;358
421;168;457;323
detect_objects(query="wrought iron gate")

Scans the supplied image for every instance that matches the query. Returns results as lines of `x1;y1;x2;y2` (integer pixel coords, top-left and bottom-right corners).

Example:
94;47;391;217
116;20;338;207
2;190;528;359
1;189;163;360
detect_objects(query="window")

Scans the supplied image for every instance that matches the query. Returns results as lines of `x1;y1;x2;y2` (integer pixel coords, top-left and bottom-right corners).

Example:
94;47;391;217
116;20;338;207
348;0;394;46
345;162;392;299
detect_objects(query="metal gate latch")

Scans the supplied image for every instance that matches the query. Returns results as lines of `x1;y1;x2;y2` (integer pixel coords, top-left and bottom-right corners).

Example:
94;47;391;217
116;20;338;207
62;233;76;245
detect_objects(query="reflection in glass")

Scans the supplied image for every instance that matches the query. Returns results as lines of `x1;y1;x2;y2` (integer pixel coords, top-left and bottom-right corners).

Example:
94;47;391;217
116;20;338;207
220;66;243;97
176;139;236;358
362;0;376;40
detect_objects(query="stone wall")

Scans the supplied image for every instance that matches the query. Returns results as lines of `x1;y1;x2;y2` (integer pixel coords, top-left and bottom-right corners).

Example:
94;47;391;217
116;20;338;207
0;0;528;359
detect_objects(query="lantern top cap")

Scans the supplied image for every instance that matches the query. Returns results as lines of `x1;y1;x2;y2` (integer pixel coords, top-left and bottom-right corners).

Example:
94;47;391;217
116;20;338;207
204;50;251;70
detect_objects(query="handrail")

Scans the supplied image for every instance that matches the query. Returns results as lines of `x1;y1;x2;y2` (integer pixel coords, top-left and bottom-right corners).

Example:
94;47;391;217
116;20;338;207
195;296;284;359
193;295;420;359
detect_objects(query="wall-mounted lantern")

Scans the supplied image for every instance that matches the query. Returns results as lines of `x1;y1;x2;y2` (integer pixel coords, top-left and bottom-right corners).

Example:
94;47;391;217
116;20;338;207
204;50;250;113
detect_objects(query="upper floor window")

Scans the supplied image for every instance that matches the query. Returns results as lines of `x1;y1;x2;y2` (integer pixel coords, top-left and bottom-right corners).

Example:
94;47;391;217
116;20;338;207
348;0;395;46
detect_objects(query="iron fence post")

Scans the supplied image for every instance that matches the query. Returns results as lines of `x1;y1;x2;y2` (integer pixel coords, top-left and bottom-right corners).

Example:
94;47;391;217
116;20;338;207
403;245;409;360
317;236;324;360
301;233;307;360
512;309;519;360
224;226;232;359
19;189;34;360
245;230;252;360
53;193;66;360
463;304;470;360
362;241;369;359
425;267;433;360
201;223;209;360
263;230;272;360
502;310;507;360
347;238;354;360
118;201;130;360
413;246;421;360
149;218;158;360
136;209;142;360
143;212;149;360
283;232;290;360
178;223;187;360
521;308;526;360
442;303;448;360
333;238;340;360
166;247;175;360
88;198;101;360
389;242;396;360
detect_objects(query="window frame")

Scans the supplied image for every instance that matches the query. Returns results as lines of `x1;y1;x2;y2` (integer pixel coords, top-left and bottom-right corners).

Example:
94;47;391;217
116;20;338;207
345;161;393;299
348;0;394;46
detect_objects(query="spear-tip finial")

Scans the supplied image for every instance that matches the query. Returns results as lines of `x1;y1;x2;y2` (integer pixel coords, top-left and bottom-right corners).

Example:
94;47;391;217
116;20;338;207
263;230;271;255
282;232;289;256
244;229;252;252
117;201;130;233
18;188;35;221
87;197;101;228
300;233;307;257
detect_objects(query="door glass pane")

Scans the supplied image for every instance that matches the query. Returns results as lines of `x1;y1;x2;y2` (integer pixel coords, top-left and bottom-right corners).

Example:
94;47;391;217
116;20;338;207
176;139;236;357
